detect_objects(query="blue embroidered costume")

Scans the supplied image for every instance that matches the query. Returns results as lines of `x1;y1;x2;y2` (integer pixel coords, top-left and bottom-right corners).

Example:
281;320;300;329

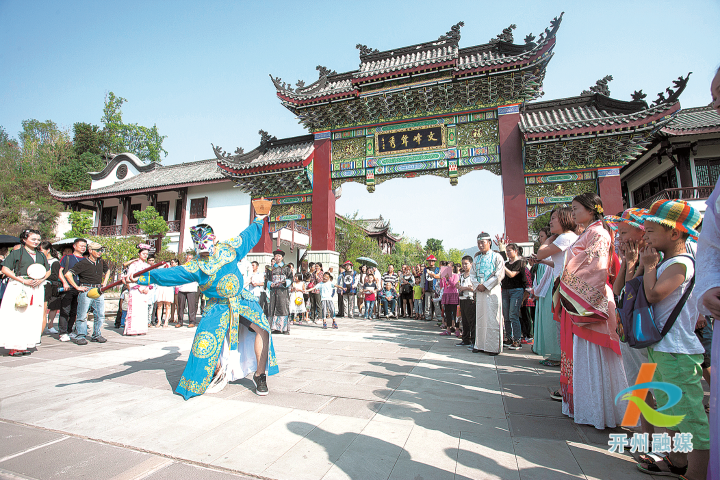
136;218;278;400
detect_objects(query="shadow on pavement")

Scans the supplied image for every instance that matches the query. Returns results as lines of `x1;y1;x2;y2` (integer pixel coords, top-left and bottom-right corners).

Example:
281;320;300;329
54;346;185;390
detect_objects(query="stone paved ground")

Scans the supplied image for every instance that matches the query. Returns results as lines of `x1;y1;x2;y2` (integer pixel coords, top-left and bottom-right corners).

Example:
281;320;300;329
0;310;665;480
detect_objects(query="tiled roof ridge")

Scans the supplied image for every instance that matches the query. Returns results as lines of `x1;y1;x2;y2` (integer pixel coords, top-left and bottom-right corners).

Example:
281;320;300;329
520;101;675;135
272;14;564;104
677;104;715;114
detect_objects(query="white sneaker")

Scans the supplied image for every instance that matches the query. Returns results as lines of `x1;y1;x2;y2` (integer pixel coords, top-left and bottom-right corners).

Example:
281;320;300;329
48;327;58;334
59;334;70;342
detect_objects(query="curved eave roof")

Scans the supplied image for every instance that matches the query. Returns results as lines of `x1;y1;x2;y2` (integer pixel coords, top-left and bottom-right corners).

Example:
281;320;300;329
274;16;562;107
88;152;156;180
660;105;720;136
454;38;554;76
521;101;679;140
49;158;227;202
215;139;314;178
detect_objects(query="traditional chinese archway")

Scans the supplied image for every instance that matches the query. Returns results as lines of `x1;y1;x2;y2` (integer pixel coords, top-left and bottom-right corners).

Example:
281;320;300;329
216;13;689;268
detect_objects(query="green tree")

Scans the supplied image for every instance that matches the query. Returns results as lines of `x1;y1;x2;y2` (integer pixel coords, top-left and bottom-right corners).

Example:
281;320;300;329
335;213;383;269
52;152;106;192
531;211;552;234
101;92;167;163
65;211;93;238
72;122;106;157
133;206;169;236
447;248;463;265
425;238;444;255
86;235;143;279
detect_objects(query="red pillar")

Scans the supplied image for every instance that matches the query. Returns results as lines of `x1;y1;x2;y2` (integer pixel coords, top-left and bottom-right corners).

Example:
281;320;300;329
498;106;528;242
310;134;335;250
177;188;187;254
250;202;272;253
598;168;624;217
121;197;130;235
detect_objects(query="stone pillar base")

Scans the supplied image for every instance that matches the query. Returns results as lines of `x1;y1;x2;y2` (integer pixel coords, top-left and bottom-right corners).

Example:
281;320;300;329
306;250;340;312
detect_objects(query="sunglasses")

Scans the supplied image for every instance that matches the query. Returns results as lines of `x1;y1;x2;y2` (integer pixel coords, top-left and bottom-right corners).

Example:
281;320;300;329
90;248;105;253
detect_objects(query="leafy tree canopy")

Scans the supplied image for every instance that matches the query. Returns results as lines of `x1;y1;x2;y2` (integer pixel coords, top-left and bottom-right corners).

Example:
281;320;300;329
101;92;167;163
133;206;169;237
65;211;94;238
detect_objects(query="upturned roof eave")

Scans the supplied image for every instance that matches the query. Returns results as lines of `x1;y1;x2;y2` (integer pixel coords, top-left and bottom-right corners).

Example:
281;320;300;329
522;103;680;141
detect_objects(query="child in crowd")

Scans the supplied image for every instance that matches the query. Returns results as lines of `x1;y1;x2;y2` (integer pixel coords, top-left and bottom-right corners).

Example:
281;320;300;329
289;273;307;324
606;208;657;439
119;285;129;328
439;263;460;337
636;200;709;479
363;274;377;319
412;277;423;320
307;272;336;329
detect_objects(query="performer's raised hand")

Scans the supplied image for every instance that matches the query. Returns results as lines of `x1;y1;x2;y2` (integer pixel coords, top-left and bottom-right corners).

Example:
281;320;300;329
494;234;508;252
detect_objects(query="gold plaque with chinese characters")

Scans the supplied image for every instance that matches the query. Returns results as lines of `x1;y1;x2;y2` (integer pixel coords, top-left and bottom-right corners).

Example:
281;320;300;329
374;124;447;156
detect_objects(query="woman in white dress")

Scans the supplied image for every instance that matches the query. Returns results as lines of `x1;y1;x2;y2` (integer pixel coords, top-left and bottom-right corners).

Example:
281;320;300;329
124;244;151;336
0;229;50;356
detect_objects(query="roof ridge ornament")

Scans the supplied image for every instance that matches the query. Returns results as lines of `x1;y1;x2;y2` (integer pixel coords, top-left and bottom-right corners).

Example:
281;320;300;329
581;75;613;97
212;144;244;162
537;12;564;43
259;130;277;149
631;90;647;102
490;24;516;44
356;44;379;57
524;33;536;45
316;65;337;78
651;72;692;107
438;21;464;43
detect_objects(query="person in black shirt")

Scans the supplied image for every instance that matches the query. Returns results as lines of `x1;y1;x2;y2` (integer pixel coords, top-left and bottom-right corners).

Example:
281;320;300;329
65;241;110;345
501;243;526;350
58;238;87;342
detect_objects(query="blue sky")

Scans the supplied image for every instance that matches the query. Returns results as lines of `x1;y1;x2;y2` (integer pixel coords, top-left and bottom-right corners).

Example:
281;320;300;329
2;1;719;249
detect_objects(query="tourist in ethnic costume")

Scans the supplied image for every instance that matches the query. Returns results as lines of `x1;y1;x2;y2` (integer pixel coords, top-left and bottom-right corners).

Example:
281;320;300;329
529;228;560;366
471;232;505;355
555;193;628;429
268;249;292;334
126;218;278;399
124;245;152;336
0;229;50;356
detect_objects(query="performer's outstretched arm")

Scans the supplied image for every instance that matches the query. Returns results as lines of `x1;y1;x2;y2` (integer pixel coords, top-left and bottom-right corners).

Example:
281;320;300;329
227;217;265;259
133;264;199;287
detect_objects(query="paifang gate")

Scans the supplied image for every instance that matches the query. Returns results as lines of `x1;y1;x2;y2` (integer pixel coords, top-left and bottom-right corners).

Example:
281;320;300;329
215;14;690;257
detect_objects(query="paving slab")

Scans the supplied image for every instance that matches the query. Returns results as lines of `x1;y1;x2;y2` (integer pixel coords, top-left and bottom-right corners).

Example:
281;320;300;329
0;314;660;480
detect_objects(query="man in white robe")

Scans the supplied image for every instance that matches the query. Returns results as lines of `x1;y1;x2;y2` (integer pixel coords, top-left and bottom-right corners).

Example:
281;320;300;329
471;232;505;355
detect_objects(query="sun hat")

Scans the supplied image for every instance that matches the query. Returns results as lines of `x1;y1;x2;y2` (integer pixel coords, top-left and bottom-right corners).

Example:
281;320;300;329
426;255;437;261
605;208;649;231
644;199;702;240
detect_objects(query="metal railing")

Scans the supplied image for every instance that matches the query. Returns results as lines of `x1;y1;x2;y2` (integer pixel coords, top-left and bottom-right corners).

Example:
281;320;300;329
634;186;714;209
88;220;181;236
